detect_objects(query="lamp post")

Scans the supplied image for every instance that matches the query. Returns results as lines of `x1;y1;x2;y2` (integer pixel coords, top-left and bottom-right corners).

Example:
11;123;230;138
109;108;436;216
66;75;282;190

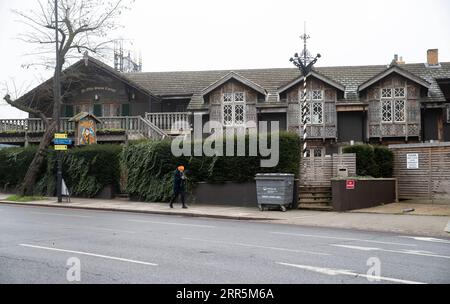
290;31;320;158
54;0;63;203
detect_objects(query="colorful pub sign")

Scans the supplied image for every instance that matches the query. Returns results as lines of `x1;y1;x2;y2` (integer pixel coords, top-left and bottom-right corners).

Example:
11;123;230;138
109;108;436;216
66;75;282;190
69;112;101;146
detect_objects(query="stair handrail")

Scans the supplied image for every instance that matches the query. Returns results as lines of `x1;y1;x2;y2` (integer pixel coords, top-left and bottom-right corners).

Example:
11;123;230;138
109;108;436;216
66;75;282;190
139;116;168;140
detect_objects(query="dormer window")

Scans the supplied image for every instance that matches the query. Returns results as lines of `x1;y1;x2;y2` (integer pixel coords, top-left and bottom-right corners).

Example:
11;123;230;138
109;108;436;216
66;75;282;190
381;87;406;123
223;92;245;126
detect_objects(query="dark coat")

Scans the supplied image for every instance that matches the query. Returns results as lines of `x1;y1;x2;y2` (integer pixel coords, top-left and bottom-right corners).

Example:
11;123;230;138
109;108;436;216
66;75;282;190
173;170;186;192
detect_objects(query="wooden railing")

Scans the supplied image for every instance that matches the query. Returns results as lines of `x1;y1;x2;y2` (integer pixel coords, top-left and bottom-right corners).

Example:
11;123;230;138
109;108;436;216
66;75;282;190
145;112;191;133
0;118;75;133
0;116;168;140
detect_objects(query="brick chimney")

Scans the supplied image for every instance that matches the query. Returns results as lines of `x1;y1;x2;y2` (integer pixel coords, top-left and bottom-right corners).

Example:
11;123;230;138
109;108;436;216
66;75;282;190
427;49;439;66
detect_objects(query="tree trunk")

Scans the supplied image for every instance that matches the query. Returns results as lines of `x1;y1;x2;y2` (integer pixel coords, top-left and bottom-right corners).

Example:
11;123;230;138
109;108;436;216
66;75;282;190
19;121;57;196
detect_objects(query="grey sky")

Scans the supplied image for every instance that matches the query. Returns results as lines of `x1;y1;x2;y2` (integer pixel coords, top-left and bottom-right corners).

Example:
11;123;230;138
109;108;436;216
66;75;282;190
1;0;449;118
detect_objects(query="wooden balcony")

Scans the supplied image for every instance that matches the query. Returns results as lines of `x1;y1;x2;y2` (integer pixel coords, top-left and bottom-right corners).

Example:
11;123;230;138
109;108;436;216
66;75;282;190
0;116;168;145
369;123;420;139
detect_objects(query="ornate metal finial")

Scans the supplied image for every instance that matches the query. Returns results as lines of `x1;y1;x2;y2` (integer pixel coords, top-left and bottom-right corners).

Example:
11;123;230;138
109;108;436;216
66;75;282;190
290;23;321;76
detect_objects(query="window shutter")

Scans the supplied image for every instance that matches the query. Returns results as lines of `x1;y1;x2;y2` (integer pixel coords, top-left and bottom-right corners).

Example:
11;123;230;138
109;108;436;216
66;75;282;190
64;105;74;117
122;104;130;116
94;104;103;117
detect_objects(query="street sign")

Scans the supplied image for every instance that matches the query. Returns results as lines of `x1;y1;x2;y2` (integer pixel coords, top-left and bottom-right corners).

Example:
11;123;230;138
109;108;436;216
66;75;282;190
53;138;72;145
54;145;68;151
54;133;68;139
407;153;419;169
346;180;356;190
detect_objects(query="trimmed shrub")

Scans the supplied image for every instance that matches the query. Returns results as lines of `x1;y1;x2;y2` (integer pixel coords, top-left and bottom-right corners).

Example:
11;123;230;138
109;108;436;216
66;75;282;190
374;145;394;178
343;144;393;178
122;132;301;202
41;144;122;197
0;146;43;191
0;144;122;197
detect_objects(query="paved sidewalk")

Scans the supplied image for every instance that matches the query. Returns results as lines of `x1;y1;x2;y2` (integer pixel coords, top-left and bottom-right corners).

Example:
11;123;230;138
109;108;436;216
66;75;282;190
349;202;450;216
1;193;449;238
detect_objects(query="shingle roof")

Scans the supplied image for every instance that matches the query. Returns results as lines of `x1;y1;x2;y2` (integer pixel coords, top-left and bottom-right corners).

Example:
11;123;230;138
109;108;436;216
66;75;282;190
125;62;450;108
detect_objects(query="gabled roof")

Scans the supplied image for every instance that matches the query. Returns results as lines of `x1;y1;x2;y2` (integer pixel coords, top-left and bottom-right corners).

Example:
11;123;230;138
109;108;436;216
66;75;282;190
277;70;346;94
14;56;159;106
201;71;267;96
125;62;450;104
358;64;431;92
77;56;158;99
68;111;101;123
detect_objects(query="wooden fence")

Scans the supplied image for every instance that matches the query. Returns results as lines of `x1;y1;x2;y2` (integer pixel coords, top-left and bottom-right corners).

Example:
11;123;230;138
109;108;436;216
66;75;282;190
389;142;450;201
300;153;356;187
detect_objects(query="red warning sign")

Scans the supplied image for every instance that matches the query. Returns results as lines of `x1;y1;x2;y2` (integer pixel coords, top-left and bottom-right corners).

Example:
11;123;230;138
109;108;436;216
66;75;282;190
346;180;356;190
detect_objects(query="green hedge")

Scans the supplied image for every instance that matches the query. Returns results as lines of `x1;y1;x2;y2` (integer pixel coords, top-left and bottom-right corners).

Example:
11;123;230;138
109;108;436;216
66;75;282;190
0;145;122;197
343;144;393;178
0;146;42;190
39;145;122;197
0;132;300;201
122;132;301;202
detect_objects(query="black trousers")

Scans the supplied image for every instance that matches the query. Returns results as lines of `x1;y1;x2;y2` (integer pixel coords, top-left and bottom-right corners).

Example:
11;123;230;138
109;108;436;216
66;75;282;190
170;190;186;206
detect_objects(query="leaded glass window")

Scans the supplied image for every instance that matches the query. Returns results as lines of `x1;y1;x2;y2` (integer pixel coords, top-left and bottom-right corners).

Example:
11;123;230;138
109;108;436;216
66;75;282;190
223;93;233;103
382;100;392;122
234;104;245;125
302;104;311;124
381;87;407;123
311;102;323;124
234;92;244;102
394;88;405;98
298;90;323;125
312;90;323;100
222;92;245;126
394;100;405;122
381;88;392;98
223;104;233;126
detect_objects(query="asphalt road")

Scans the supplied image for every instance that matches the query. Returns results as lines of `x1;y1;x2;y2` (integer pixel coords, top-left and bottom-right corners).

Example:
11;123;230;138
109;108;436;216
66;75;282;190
0;204;449;284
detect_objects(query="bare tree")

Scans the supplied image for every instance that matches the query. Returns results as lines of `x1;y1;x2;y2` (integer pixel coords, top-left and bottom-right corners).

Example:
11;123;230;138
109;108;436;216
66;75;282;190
3;0;133;196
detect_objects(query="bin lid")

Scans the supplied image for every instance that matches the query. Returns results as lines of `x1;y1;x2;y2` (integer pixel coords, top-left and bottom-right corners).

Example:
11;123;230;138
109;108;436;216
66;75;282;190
255;173;295;180
255;173;295;177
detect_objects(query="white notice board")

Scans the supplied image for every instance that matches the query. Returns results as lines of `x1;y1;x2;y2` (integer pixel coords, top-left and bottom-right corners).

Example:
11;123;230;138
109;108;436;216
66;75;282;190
407;153;419;169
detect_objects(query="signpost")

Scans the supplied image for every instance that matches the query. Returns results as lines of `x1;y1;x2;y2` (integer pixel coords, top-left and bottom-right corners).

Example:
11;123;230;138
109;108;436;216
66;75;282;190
54;133;68;139
53;133;72;152
53;138;72;145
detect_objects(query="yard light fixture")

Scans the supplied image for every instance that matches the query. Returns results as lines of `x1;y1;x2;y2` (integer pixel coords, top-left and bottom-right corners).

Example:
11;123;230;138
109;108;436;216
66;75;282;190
290;26;320;158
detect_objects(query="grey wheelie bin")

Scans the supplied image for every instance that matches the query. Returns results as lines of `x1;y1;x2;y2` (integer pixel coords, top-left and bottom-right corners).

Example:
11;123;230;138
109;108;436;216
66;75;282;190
255;173;295;212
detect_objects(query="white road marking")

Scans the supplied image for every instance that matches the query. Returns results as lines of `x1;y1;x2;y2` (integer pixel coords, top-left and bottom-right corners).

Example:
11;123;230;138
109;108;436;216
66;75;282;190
398;236;450;244
19;244;158;266
128;219;216;228
276;262;426;284
271;232;417;247
183;237;331;256
30;212;92;219
332;244;450;259
37;221;136;234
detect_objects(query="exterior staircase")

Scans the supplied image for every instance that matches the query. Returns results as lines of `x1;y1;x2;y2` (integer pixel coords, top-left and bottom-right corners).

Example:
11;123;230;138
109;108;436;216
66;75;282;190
298;186;333;211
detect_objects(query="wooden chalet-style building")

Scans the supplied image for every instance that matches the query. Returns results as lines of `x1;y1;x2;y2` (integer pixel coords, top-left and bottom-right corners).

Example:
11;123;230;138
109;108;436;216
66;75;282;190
2;49;450;154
